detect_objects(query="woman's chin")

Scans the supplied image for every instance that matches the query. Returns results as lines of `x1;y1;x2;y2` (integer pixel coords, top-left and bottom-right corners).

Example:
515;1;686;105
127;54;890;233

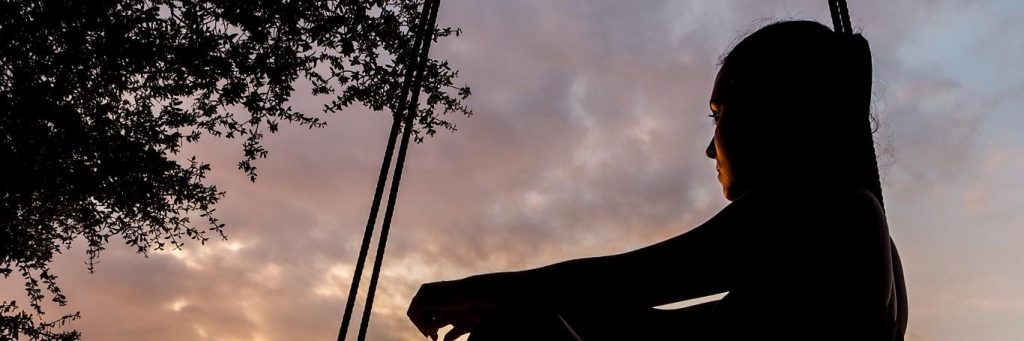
722;187;735;201
723;185;750;201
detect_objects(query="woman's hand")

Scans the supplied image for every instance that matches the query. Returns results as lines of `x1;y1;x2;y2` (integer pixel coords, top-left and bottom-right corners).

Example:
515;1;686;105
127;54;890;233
407;278;499;341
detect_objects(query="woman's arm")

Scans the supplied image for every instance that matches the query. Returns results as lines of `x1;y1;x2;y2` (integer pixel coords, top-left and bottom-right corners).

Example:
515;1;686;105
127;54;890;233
479;202;748;310
407;204;745;340
408;190;767;337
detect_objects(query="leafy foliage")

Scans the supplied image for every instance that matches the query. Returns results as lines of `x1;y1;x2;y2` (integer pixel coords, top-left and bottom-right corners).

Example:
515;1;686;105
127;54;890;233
1;301;80;341
0;0;470;336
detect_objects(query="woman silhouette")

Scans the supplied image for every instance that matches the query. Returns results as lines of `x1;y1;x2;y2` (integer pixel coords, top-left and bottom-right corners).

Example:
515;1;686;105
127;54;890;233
407;21;908;340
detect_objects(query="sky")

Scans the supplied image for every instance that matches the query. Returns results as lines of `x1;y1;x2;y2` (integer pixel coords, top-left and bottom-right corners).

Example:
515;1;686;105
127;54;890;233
4;0;1024;340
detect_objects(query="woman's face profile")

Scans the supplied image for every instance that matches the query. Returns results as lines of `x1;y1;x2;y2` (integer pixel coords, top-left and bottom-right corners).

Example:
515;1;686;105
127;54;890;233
706;63;749;201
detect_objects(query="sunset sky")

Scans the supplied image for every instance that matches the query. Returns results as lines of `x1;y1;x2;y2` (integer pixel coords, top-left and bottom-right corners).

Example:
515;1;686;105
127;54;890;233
4;0;1023;340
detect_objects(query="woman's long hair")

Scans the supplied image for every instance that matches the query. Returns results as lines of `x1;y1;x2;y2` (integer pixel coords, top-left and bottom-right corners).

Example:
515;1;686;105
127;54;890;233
721;21;883;209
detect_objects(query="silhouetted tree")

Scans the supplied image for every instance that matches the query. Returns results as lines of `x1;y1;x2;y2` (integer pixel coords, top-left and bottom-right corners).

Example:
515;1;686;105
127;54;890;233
0;0;471;338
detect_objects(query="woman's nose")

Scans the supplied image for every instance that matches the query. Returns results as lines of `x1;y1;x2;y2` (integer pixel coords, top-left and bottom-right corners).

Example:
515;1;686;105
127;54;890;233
706;139;717;159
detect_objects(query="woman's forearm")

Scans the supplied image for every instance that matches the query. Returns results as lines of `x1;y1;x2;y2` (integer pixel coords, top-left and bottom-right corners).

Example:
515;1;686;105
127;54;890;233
465;218;739;310
462;255;629;310
468;250;706;311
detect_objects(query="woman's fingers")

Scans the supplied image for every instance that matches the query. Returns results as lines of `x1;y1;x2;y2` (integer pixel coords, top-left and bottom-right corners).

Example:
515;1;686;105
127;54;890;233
408;309;444;339
408;286;445;337
443;324;472;341
409;308;471;339
408;280;493;340
409;307;485;341
405;305;434;337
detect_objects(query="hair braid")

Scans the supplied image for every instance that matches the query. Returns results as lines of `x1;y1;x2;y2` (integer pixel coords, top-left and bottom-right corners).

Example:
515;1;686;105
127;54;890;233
845;33;885;211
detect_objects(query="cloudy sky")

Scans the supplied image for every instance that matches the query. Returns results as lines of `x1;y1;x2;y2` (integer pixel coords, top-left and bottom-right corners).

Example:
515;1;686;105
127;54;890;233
5;0;1023;340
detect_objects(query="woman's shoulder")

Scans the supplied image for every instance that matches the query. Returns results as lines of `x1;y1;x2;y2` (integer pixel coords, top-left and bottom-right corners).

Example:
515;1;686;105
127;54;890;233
731;185;884;216
722;185;889;239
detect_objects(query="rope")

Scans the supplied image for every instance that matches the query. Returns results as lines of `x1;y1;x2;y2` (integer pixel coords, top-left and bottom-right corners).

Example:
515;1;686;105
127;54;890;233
357;0;440;338
830;0;885;212
838;0;853;35
827;3;903;338
336;0;440;340
828;0;843;33
828;0;852;34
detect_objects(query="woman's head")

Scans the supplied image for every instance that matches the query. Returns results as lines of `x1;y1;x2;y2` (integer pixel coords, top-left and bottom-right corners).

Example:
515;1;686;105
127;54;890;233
706;21;881;203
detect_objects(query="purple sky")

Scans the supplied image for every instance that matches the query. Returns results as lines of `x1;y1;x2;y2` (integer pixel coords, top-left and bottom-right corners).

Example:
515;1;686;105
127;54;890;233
5;0;1023;340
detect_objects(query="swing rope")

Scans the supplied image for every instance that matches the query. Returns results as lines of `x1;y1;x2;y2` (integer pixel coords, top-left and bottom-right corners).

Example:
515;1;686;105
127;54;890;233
828;0;888;212
357;0;441;338
826;4;905;336
828;0;852;35
336;0;441;340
